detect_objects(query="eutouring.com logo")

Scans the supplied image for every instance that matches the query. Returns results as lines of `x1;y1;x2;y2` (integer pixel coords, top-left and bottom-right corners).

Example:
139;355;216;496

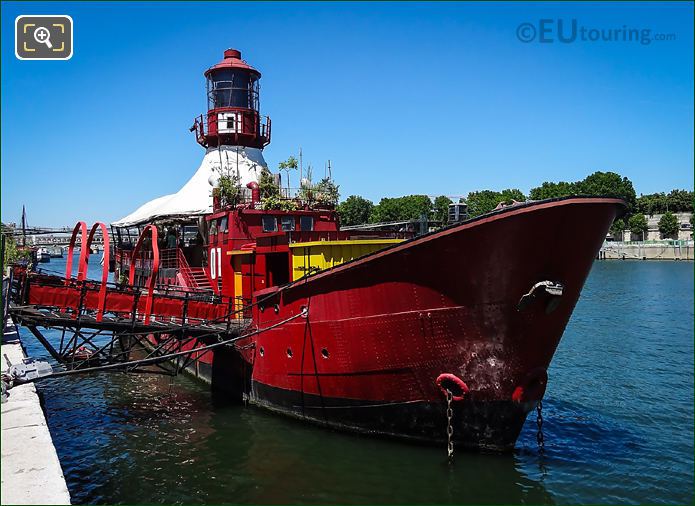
517;19;676;45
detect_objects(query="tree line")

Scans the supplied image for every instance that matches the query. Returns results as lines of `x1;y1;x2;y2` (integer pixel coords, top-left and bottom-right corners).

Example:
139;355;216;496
336;171;693;238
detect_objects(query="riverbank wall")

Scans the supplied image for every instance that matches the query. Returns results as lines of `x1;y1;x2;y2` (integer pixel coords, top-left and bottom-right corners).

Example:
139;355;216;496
1;331;71;505
599;240;693;260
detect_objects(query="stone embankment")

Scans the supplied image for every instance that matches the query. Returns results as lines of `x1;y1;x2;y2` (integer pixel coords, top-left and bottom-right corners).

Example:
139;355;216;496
599;240;693;260
1;330;71;505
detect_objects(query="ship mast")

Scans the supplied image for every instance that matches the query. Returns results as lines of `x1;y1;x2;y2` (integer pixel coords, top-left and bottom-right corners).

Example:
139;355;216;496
21;205;26;247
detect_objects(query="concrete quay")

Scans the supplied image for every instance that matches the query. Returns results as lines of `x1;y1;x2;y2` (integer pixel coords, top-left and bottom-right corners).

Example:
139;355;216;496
1;335;71;505
599;240;693;260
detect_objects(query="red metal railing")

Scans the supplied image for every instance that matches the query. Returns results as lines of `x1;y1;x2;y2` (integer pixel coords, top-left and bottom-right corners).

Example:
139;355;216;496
25;273;233;327
124;246;207;293
192;111;271;148
286;230;413;244
176;248;199;289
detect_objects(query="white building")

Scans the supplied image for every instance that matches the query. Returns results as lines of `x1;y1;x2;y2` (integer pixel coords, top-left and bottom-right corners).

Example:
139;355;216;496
620;212;693;241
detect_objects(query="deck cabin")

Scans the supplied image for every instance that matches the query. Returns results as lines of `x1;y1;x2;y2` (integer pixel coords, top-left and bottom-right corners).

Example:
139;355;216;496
111;192;409;318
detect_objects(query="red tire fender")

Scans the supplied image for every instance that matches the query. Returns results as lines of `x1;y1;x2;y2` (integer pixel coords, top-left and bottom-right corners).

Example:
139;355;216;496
512;367;548;403
436;373;469;401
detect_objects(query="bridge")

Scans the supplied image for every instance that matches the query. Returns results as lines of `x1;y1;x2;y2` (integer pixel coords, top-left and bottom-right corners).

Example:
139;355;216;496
1;224;111;249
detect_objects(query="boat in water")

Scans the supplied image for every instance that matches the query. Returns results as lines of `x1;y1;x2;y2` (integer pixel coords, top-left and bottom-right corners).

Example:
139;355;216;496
10;48;625;451
36;248;50;263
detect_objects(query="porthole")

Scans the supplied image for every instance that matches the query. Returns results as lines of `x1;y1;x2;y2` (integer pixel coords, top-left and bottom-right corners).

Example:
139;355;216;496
286;348;293;358
321;348;329;359
259;347;264;357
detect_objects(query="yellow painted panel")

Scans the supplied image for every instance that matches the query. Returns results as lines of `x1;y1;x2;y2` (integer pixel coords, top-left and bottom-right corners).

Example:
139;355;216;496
232;256;244;318
290;239;404;281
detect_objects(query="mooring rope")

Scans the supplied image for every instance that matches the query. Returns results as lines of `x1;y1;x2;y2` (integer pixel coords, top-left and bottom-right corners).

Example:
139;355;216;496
25;307;308;383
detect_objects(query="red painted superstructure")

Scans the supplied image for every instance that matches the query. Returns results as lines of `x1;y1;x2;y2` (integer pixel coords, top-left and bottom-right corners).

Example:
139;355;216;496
13;48;627;451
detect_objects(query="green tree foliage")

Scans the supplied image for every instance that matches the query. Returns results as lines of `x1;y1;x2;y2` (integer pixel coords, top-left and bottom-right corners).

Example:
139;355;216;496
259;167;280;200
575;171;637;210
637;190;694;215
665;189;694;212
370;195;432;223
259;166;297;210
1;232;30;271
278;156;298;172
465;189;526;218
610;218;625;238
260;194;297;211
314;177;340;207
530;171;637;211
628;213;648;237
500;188;526;203
528;181;578;200
466;191;502;217
218;172;242;208
337;196;374;226
658;211;679;238
636;193;667;216
433;196;453;223
277;156;298;191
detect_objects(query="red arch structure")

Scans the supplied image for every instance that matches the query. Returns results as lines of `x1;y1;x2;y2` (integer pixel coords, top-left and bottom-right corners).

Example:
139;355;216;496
83;222;110;322
64;222;88;284
129;225;159;324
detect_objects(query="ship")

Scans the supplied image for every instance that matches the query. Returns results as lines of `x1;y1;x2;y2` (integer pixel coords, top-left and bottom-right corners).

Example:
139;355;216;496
9;48;625;452
36;247;50;263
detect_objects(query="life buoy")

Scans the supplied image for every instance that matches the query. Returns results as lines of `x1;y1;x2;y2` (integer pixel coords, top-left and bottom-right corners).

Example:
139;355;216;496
436;373;469;401
512;367;548;403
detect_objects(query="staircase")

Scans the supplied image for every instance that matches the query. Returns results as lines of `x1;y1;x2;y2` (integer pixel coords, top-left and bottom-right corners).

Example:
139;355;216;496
189;268;213;291
175;249;214;292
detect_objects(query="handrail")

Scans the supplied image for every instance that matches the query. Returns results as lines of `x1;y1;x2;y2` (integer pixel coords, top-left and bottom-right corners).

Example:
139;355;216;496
65;222;88;284
129;225;159;324
193;111;271;147
176;248;198;289
84;222;110;322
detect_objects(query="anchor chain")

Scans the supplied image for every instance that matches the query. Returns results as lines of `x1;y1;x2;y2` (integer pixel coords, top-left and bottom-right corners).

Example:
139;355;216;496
446;389;454;460
536;399;545;454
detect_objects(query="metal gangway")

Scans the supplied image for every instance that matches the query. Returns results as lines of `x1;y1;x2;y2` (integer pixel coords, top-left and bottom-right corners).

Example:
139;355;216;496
3;221;260;385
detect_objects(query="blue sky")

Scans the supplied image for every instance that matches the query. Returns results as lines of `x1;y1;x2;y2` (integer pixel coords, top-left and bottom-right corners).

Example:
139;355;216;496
1;1;693;226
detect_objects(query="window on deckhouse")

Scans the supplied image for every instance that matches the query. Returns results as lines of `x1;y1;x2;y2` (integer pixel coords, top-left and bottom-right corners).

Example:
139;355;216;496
300;216;314;231
280;216;294;232
262;215;277;232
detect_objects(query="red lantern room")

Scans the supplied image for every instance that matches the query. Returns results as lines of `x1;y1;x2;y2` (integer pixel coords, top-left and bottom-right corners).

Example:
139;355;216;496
192;48;271;149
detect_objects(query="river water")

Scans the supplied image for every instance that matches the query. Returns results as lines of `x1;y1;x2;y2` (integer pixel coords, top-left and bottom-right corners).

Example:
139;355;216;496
18;257;694;504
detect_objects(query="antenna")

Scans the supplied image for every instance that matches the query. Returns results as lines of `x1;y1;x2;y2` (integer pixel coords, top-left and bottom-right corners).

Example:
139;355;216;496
299;147;303;183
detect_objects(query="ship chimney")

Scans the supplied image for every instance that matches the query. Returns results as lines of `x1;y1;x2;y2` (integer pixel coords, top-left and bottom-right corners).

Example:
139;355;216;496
246;181;260;208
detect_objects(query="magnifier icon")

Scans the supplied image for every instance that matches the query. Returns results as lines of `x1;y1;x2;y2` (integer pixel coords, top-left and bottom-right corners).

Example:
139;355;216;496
34;26;53;49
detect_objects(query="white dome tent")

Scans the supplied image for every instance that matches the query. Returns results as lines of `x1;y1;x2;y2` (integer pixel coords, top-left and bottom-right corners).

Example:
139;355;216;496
112;146;268;227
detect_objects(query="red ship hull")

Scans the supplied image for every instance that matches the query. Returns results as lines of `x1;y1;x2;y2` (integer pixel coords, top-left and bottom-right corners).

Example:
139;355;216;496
223;197;624;450
11;197;623;452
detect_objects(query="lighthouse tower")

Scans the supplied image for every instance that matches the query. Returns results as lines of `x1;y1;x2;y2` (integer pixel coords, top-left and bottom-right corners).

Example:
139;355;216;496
194;48;271;188
113;49;271;227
